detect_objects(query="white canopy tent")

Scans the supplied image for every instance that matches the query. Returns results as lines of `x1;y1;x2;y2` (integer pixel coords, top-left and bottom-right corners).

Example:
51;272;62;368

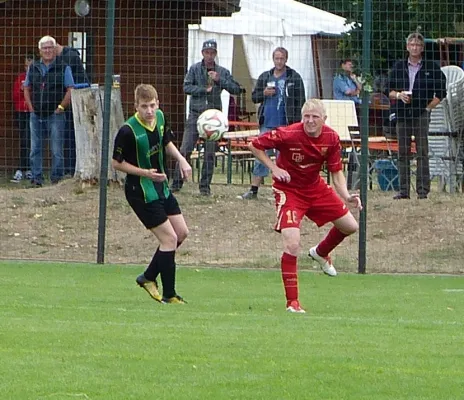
186;0;350;119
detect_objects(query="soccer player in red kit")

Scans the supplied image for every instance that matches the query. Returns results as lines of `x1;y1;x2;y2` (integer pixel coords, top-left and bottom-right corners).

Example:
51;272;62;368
249;99;362;313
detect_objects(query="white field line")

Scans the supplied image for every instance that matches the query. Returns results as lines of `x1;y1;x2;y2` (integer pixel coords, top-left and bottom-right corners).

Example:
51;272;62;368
1;303;463;327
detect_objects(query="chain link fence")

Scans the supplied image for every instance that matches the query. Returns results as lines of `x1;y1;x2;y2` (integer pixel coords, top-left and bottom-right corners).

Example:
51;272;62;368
0;0;463;274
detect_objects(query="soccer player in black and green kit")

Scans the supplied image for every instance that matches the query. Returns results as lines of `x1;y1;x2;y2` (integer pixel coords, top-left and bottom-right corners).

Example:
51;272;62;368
112;84;192;304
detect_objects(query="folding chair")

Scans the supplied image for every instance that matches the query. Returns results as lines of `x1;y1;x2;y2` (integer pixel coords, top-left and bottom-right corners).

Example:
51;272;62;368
428;67;464;193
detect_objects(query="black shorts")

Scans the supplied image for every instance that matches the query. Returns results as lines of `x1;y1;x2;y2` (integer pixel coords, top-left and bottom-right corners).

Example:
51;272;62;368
125;188;182;230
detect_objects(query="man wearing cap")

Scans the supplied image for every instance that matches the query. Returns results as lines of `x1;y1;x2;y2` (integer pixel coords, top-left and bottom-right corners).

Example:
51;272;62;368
171;39;241;196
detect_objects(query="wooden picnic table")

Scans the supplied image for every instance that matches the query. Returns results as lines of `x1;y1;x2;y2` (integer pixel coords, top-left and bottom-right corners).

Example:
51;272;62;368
223;123;260;184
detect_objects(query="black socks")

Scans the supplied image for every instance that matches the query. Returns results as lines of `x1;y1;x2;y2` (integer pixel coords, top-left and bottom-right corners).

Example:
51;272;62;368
157;250;176;299
144;247;161;281
144;247;177;298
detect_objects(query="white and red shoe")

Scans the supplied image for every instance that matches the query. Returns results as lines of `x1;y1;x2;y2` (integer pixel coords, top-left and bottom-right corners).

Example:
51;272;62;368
309;247;337;277
286;300;306;313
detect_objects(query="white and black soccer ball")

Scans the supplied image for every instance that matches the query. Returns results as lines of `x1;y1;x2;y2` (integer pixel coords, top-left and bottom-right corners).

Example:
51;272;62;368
196;109;229;141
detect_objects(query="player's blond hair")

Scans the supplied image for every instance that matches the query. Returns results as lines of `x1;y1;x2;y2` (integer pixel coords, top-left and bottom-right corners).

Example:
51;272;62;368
301;98;326;117
134;84;159;104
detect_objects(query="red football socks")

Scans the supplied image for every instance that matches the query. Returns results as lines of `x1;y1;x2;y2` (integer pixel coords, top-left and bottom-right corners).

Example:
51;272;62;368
281;252;298;302
316;227;348;257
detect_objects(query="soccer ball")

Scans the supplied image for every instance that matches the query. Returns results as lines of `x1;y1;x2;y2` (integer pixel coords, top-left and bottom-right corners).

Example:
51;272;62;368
197;109;229;141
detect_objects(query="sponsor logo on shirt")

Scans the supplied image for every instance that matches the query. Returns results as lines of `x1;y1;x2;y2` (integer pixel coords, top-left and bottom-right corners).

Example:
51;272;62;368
292;152;304;163
148;143;160;157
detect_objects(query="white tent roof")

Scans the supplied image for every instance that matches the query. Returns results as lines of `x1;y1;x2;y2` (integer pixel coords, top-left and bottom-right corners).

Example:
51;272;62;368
199;0;349;37
186;0;349;117
199;13;286;36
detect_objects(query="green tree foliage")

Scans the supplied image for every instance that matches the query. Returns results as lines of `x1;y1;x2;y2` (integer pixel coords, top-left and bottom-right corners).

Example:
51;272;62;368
304;0;463;72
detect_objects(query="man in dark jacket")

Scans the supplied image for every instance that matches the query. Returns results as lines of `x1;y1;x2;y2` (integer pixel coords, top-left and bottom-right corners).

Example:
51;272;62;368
171;39;241;196
56;42;90;176
23;35;75;186
239;47;306;199
387;32;446;200
56;43;89;85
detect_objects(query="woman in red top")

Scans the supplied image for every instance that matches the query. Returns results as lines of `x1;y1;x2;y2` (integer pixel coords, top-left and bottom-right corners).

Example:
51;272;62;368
11;53;35;182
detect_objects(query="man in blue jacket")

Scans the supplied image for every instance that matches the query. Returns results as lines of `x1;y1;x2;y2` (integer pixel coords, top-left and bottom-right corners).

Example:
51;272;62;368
56;42;90;177
171;39;241;196
239;47;306;200
387;32;446;200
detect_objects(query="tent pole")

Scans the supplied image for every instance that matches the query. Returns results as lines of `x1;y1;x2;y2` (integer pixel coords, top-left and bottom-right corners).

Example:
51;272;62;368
311;36;323;98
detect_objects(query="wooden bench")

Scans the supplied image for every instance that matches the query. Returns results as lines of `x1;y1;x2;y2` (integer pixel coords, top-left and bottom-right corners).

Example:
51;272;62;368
189;149;227;182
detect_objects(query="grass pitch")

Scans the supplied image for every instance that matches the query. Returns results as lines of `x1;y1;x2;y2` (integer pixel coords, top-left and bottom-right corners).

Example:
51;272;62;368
0;261;463;400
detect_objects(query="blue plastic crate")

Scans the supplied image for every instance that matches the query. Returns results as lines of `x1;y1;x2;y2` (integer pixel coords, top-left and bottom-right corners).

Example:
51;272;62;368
374;159;399;191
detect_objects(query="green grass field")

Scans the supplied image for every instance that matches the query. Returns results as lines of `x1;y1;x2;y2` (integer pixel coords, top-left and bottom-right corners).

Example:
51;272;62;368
0;261;463;400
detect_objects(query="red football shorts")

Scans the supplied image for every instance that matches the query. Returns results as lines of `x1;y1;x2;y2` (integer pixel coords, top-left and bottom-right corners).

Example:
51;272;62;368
273;183;349;231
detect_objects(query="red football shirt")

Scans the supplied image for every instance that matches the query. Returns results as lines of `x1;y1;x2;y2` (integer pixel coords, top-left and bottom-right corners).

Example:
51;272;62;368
251;122;343;194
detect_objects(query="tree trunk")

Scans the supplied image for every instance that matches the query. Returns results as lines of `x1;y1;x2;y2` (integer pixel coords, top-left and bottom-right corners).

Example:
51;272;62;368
71;87;125;185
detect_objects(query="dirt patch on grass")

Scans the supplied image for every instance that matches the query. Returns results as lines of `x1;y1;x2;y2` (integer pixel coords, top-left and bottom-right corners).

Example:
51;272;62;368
1;179;463;274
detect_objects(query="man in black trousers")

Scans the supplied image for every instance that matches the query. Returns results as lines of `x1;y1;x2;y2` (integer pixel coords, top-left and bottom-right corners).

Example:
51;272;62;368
387;32;446;200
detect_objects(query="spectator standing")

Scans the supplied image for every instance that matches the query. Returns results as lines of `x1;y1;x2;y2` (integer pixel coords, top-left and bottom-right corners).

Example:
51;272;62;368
55;42;89;85
239;47;306;200
333;59;363;104
11;52;36;183
249;99;362;313
171;39;241;196
56;42;90;176
23;35;75;186
387;32;446;200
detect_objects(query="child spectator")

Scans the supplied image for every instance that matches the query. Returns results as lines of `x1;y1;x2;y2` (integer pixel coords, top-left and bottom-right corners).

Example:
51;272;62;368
11;52;36;182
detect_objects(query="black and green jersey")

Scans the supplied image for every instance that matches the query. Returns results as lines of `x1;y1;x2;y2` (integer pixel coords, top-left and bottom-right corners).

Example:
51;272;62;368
112;110;173;202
